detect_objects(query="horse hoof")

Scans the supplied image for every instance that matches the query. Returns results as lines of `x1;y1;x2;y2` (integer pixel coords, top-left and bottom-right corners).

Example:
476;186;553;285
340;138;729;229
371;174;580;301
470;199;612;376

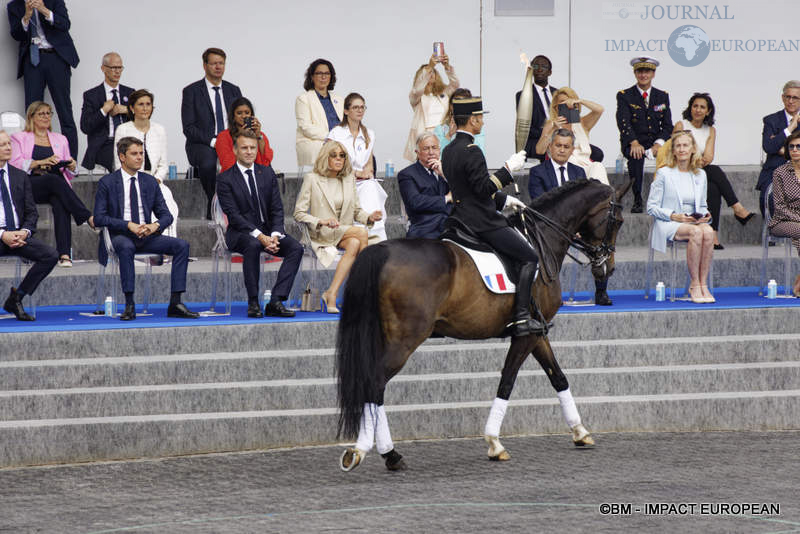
340;447;365;472
381;449;407;471
485;435;510;461
489;450;511;461
571;423;595;447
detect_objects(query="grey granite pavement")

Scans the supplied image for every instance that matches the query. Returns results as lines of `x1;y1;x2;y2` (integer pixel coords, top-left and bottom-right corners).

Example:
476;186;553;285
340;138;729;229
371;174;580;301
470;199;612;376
0;430;797;534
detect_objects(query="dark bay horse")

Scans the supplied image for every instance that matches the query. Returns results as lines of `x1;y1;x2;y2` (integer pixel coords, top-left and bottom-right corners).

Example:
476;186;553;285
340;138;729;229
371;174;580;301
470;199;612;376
336;178;628;471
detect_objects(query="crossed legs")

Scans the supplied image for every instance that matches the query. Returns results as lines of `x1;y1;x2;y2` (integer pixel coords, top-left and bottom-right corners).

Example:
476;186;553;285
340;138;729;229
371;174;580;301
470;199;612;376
322;226;368;309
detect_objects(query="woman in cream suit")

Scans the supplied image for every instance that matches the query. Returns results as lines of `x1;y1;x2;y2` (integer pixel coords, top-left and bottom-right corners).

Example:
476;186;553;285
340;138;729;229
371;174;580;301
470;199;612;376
113;89;178;237
294;141;382;313
295;59;344;167
647;131;715;303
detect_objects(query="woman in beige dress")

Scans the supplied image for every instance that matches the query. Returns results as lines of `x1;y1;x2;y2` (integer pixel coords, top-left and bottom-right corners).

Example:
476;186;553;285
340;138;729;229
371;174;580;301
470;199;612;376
294;141;382;313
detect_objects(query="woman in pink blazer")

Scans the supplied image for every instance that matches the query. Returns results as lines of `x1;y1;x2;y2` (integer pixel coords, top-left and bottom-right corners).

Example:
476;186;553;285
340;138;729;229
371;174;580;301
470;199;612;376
10;101;94;267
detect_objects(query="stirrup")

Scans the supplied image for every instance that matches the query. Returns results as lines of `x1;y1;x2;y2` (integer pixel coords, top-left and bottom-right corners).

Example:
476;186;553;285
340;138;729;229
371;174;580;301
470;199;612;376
506;317;549;337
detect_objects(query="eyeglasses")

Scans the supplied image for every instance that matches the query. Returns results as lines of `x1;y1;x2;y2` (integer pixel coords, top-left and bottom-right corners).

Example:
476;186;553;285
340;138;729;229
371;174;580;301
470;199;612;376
788;144;800;151
34;111;52;117
783;94;800;102
349;105;367;111
104;65;124;71
314;71;331;77
329;152;346;159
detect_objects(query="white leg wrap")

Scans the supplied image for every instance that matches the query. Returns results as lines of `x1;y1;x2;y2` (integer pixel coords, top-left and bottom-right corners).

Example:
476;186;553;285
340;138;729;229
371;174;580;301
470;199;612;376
557;388;581;428
484;397;509;437
374;405;394;455
355;403;377;452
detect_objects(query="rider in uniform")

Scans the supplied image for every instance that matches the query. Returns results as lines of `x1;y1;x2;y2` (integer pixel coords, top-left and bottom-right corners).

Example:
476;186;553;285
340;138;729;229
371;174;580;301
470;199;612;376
442;97;547;336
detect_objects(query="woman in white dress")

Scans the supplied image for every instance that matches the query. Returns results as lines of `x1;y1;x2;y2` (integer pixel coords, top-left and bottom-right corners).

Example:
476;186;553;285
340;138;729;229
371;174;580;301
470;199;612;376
647;131;715;303
326;93;387;243
672;92;754;249
113;89;178;237
535;87;608;184
403;54;458;162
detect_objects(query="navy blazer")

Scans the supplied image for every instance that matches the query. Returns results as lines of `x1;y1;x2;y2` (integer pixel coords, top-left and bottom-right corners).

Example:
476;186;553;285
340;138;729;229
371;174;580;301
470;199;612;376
758;110;790;191
7;0;79;79
79;82;134;169
398;161;451;239
615;85;672;151
94;170;172;233
528;161;586;199
2;164;38;233
181;79;242;150
515;84;557;157
215;163;285;245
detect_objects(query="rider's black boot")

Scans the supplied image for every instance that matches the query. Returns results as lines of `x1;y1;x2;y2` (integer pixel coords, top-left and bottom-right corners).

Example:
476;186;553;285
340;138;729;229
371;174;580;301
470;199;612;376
507;263;549;337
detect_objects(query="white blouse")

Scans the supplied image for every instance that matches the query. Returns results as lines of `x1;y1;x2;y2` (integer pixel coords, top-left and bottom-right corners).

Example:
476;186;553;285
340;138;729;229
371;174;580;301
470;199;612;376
327;125;375;172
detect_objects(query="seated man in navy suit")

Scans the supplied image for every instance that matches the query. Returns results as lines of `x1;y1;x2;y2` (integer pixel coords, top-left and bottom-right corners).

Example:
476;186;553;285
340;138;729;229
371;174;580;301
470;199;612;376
398;132;452;239
0;130;58;321
215;130;302;318
80;52;133;173
529;129;613;306
758;80;800;216
181;47;242;219
94;137;199;321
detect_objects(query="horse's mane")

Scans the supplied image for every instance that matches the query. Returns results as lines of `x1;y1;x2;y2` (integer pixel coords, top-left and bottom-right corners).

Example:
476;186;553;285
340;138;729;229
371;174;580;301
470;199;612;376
528;178;596;212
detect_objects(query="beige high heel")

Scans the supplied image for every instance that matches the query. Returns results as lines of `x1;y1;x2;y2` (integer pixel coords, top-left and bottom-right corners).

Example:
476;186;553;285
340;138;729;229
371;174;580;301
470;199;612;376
688;285;706;304
321;291;340;314
700;285;715;303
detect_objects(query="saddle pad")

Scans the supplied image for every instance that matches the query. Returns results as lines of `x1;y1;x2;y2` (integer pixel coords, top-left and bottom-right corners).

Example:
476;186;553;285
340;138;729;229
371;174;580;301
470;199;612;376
443;239;516;294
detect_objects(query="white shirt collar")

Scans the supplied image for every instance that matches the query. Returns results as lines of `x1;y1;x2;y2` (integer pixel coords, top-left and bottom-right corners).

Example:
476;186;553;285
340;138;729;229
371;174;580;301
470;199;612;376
637;85;651;97
121;169;138;182
785;110;794;125
205;78;222;91
104;81;120;94
551;159;568;181
236;162;255;177
0;162;8;176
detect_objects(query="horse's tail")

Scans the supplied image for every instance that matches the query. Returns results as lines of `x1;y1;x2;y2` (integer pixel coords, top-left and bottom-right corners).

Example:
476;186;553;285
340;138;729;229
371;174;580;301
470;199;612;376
336;242;390;439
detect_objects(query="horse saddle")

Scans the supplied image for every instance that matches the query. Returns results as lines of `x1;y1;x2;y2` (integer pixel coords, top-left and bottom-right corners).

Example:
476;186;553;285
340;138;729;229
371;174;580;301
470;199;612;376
439;218;522;290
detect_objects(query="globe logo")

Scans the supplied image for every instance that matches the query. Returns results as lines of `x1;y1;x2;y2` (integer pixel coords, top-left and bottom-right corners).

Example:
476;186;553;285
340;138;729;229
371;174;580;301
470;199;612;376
618;8;629;19
668;25;711;67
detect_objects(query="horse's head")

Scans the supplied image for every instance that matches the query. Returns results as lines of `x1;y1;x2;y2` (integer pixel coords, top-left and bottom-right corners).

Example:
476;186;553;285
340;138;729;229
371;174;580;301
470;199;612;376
576;180;628;281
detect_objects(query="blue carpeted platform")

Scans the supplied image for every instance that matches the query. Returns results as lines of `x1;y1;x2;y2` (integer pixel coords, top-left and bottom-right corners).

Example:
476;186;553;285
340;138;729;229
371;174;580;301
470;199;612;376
0;287;798;333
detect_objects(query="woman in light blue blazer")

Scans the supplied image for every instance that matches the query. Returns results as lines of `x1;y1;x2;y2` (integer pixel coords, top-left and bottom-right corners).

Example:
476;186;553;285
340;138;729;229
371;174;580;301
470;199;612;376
647;131;715;303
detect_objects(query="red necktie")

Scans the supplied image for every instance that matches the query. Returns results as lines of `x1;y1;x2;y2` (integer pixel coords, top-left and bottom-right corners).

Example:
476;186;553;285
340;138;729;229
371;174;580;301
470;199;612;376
642;91;648;106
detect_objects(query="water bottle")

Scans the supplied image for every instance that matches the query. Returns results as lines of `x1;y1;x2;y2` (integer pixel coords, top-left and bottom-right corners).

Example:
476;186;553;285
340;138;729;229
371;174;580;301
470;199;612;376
263;289;271;306
168;162;177;180
655;281;665;302
104;296;113;316
767;279;777;299
615;153;624;176
385;160;394;178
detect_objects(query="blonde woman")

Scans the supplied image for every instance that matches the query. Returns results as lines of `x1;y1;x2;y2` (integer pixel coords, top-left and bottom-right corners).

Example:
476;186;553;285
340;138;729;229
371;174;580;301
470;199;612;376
403;54;458;161
646;131;715;303
535;87;608;184
294;141;382;313
433;87;485;155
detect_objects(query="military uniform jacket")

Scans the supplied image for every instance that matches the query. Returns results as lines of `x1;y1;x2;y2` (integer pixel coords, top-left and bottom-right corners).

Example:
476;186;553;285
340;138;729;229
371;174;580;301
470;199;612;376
616;85;673;151
442;131;514;233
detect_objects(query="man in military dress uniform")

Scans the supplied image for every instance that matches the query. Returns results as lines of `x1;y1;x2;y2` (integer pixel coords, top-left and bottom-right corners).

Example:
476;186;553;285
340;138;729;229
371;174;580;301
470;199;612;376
616;56;673;212
442;97;546;336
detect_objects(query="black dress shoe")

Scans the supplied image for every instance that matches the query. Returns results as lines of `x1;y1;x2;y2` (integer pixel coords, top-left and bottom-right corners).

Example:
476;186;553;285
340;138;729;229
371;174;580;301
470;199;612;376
247;302;263;318
119;303;136;321
713;243;725;250
3;287;34;321
167;302;200;319
630;197;644;213
594;290;613;306
264;300;296;317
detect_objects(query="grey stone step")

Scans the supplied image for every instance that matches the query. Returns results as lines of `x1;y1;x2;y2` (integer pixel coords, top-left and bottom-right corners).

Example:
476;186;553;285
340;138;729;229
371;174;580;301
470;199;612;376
2;360;799;420
1;389;797;467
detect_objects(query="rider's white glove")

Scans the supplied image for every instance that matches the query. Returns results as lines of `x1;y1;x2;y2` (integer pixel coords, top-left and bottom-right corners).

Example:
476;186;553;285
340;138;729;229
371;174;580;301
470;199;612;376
504;195;526;210
504;150;527;172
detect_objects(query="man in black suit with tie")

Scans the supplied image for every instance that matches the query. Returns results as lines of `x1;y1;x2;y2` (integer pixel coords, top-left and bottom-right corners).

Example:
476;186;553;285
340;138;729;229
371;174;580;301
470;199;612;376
398;132;452;239
181;47;243;219
216;130;302;318
0;130;58;321
515;55;557;162
93;137;199;321
758;80;800;216
80;52;133;174
616;56;673;213
7;0;80;158
528;129;613;305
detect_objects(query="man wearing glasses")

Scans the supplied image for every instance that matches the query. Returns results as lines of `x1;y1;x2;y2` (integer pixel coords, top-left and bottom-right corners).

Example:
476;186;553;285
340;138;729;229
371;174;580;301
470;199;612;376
758;80;800;216
514;55;556;162
80;52;132;174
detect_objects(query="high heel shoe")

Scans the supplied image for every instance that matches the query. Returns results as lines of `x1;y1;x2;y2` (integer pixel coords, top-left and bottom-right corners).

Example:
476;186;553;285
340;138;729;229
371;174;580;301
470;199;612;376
321;292;340;314
735;212;755;226
688;285;707;304
700;285;715;303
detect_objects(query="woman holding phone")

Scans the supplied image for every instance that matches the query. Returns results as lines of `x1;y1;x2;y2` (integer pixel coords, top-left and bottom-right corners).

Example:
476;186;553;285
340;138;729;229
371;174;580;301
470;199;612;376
216;96;274;172
647;130;715;303
534;87;608;184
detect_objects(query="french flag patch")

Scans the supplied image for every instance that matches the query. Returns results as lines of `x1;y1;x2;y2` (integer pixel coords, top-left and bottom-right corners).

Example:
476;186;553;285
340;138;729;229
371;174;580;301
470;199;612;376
484;274;507;291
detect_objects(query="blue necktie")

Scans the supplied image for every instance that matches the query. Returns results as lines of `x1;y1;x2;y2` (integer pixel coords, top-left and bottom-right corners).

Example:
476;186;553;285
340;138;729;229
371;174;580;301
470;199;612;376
246;169;263;225
213;86;225;135
29;14;40;67
111;89;123;131
1;170;17;231
129;176;140;224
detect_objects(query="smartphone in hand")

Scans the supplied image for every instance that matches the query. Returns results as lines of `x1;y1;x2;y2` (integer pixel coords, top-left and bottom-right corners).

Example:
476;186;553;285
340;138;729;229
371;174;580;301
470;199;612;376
557;104;581;124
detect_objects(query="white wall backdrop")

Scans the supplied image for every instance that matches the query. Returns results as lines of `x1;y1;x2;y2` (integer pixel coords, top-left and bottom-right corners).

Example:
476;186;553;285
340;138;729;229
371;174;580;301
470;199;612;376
2;0;798;173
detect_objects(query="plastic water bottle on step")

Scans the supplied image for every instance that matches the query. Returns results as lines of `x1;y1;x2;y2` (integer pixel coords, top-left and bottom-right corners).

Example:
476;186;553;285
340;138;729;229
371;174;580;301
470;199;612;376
263;289;271;306
767;279;777;299
104;296;113;316
615;153;624;176
168;161;177;180
655;281;665;302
